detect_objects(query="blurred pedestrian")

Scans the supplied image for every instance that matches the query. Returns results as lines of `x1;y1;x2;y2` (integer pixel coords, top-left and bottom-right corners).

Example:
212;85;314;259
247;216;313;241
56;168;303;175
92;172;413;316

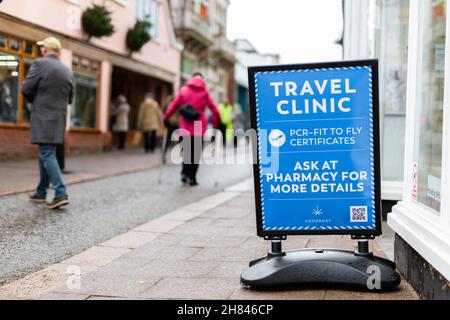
21;37;73;209
137;92;163;153
164;73;222;186
113;95;130;150
232;103;244;148
161;94;179;163
218;101;233;146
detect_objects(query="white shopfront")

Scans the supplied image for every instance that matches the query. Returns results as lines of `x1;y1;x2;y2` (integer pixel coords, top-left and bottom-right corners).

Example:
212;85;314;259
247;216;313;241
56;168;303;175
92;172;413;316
388;0;450;284
344;0;450;297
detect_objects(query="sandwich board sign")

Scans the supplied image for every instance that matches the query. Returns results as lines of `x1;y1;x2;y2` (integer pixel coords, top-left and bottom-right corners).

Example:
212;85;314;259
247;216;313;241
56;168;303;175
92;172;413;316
248;60;382;238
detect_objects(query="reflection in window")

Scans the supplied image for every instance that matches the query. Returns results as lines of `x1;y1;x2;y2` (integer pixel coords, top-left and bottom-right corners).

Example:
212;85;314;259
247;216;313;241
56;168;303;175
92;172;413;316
0;54;19;124
9;38;20;51
91;61;99;71
416;0;446;212
72;55;80;67
377;0;409;182
81;58;89;70
71;73;98;129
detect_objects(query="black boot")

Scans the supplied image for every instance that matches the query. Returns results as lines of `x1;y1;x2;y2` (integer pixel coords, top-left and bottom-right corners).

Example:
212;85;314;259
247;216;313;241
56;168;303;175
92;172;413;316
189;177;199;186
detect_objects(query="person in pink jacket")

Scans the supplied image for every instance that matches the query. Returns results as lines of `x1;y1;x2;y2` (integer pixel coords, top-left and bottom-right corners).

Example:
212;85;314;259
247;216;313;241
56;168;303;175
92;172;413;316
164;73;222;186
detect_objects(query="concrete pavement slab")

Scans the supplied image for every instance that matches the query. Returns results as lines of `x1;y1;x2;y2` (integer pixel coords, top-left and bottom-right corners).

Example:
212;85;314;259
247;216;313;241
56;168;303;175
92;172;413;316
162;209;207;222
230;288;327;300
323;282;418;300
136;260;219;278
54;271;162;298
182;192;240;212
62;246;131;267
189;246;273;263
202;206;253;220
140;277;238;300
100;231;161;249
208;262;250;278
134;218;186;233
39;292;91;300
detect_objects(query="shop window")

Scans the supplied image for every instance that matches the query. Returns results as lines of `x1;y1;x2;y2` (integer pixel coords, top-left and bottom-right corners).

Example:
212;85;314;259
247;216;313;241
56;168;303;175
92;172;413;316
71;55;100;129
72;55;80;67
0;33;40;125
379;0;409;115
377;0;409;182
71;73;98;129
182;57;195;76
0;35;6;49
415;0;446;212
24;41;34;56
91;61;99;72
81;57;90;70
9;37;20;51
0;53;20;124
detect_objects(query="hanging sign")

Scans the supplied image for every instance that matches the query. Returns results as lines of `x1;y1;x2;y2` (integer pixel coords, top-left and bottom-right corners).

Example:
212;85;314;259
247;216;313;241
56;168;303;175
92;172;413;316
249;60;382;236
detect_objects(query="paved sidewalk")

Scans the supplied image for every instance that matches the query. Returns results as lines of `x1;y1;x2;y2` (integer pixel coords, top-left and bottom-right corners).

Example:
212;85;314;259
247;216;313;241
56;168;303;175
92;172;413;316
0;149;162;197
0;179;418;300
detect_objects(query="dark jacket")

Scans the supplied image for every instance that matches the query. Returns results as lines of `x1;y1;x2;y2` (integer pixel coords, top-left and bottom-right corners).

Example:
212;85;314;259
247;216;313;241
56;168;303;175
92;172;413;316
21;55;74;145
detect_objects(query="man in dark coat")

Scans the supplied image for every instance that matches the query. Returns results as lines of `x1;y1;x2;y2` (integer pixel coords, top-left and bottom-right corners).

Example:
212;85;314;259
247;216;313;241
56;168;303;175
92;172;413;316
21;37;74;209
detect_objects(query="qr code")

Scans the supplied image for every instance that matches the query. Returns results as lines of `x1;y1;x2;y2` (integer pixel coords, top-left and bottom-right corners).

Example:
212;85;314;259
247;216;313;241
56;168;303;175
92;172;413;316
350;206;368;222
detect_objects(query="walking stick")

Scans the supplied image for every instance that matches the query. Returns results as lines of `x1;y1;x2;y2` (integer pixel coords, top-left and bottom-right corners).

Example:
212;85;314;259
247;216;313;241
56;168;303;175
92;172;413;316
158;127;169;185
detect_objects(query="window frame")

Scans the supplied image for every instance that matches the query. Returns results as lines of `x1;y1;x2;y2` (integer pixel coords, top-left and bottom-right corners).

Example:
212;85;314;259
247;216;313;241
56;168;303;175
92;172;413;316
0;33;40;128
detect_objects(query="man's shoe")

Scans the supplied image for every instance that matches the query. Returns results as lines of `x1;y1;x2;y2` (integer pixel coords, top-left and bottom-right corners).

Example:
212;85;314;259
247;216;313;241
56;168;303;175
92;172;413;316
29;194;46;204
46;196;69;209
181;174;188;184
189;179;199;187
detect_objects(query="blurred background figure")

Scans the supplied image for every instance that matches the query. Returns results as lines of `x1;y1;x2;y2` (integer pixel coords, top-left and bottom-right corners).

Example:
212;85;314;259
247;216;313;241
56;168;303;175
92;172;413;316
137;92;163;153
164;73;222;186
113;95;130;150
218;101;233;146
161;94;178;163
232;103;244;148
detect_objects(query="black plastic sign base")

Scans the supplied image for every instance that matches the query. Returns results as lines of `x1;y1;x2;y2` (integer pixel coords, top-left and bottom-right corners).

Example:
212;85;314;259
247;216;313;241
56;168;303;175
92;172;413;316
240;249;401;291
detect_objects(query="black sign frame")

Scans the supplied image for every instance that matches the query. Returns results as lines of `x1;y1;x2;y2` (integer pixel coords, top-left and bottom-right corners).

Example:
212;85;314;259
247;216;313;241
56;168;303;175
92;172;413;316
248;59;382;238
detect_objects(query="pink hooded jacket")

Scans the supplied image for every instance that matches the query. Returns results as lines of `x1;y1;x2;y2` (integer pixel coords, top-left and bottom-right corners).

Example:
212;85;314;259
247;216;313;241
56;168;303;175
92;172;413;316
164;76;222;136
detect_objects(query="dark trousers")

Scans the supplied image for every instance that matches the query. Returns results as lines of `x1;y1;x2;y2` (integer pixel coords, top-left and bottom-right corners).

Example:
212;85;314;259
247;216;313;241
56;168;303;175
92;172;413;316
162;124;178;160
181;136;203;182
56;143;65;171
143;130;157;153
217;122;227;146
118;132;127;150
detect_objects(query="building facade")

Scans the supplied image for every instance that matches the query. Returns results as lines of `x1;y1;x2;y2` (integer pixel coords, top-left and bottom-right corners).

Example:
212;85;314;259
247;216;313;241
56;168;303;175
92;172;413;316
169;0;235;104
345;0;450;299
234;39;280;129
0;0;182;159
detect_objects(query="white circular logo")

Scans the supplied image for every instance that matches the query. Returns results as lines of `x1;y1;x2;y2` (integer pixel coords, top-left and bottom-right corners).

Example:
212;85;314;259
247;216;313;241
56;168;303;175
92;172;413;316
268;129;286;148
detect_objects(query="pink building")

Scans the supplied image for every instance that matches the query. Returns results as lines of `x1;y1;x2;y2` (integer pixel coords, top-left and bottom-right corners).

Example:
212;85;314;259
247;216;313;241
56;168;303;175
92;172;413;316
0;0;182;159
